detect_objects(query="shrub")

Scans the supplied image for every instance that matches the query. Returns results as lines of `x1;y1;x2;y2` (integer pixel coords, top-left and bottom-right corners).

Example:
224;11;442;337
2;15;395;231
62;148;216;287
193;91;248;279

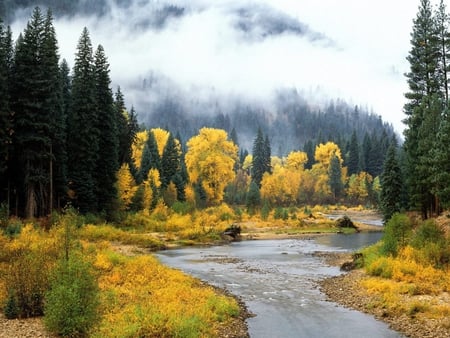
274;207;284;220
2;225;59;318
3;290;19;319
381;213;412;256
172;201;194;215
412;219;445;249
260;201;270;221
44;253;100;337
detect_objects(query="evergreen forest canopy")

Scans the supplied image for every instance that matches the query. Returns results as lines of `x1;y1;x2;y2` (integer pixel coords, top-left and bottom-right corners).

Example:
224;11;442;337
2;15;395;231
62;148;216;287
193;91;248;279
3;0;450;224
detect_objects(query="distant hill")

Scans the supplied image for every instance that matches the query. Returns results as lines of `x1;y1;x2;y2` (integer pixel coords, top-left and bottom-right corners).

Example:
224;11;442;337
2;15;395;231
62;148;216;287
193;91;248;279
3;0;397;161
134;72;395;157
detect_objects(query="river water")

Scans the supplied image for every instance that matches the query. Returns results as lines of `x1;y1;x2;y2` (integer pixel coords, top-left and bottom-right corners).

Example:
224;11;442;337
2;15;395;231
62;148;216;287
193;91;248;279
157;233;402;337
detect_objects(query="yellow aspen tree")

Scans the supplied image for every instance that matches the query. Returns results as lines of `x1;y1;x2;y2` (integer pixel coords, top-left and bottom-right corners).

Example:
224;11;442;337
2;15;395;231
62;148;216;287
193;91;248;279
131;131;148;169
347;171;373;203
314;142;343;170
116;163;137;211
286;151;308;171
261;166;300;205
185;128;237;205
142;168;161;211
151;128;170;157
271;156;283;168
312;142;347;202
242;154;253;173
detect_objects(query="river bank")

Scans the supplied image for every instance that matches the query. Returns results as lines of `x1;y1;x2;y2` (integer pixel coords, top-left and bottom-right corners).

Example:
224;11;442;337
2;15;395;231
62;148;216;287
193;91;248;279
0;210;385;338
319;256;450;338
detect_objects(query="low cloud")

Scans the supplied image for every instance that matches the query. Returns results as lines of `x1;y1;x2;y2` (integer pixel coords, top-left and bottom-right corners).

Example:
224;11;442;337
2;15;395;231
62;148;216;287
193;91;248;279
10;0;420;133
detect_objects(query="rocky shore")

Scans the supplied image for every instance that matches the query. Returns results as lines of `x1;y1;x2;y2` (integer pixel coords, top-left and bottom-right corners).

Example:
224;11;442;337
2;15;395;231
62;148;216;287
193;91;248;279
318;255;450;338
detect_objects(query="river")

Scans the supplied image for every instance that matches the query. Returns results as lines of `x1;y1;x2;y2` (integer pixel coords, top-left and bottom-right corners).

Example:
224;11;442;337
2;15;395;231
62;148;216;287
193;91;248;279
157;232;402;337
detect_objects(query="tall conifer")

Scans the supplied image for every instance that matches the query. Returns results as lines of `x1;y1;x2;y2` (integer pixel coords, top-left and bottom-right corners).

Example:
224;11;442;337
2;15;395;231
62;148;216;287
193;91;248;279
380;140;403;223
161;133;180;190
347;130;360;175
10;8;60;217
93;44;118;217
0;20;12;195
67;27;98;213
403;0;443;217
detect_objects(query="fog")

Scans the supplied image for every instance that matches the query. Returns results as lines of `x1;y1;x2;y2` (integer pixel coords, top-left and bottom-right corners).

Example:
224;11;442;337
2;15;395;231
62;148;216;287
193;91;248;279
10;0;421;133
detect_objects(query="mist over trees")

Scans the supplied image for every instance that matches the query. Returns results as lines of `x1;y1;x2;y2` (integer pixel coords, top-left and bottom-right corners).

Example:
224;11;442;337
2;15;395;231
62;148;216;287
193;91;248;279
10;2;449;224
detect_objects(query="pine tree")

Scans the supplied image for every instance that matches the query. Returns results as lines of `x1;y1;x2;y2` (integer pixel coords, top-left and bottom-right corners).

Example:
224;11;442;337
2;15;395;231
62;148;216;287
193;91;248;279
328;152;343;202
138;131;160;183
42;9;66;213
10;7;60;217
67;27;98;213
436;0;450;103
263;135;272;174
346;130;360;175
246;181;261;214
432;103;450;207
53;58;70;209
0;20;12;200
380;140;403;223
93;44;119;217
115;87;129;164
303;140;315;170
160;133;180;190
403;0;442;218
252;128;270;188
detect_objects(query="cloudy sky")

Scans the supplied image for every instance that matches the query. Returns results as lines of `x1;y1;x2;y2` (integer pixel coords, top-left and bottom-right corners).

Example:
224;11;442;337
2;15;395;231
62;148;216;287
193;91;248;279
12;0;422;132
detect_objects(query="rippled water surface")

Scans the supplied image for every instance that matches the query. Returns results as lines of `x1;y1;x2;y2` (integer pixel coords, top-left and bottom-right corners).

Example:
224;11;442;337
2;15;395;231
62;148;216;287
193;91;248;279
157;234;401;338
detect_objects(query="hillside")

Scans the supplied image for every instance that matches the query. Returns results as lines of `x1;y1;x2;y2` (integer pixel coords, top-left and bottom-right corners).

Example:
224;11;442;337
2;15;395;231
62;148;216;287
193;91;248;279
138;79;395;156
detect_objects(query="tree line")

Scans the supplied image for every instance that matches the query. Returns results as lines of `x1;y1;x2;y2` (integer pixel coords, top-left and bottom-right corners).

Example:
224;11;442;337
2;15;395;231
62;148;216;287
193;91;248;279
402;0;450;219
6;3;448;223
0;7;138;219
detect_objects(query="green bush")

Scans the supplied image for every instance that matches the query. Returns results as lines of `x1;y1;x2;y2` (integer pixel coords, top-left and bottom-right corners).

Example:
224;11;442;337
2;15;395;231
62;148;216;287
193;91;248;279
274;207;283;220
3;290;19;319
412;219;445;248
260;201;270;221
381;213;412;256
172;201;194;215
44;253;100;337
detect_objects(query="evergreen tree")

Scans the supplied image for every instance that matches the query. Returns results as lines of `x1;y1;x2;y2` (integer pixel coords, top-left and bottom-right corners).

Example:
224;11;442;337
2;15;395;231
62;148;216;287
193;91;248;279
303;140;315;170
246;181;261;214
346;130;360;175
0;21;12;201
403;0;442;218
251;128;271;187
42;9;66;213
53;58;70;209
328;153;343;202
436;0;450;103
380;140;403;223
93;44;118;217
10;8;60;217
114;87;137;166
67;27;98;213
160;133;180;190
432;103;450;207
263;135;272;174
138;131;160;183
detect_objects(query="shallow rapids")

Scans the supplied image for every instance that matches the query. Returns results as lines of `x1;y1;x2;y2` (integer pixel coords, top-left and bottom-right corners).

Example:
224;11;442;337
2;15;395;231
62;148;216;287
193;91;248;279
157;234;402;337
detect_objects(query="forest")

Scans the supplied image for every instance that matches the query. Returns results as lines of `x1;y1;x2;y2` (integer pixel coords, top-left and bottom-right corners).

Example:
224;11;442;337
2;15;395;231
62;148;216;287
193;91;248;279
0;5;399;221
0;0;450;336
